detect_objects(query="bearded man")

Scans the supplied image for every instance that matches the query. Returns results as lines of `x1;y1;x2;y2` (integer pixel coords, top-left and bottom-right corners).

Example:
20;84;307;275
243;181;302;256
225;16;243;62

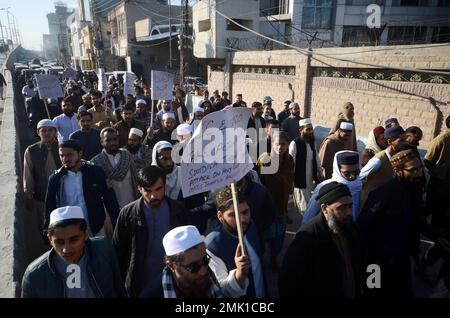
279;182;364;298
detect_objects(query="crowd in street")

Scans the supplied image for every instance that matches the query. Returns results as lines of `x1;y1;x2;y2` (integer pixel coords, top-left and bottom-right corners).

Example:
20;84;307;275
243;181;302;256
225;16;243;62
17;70;450;298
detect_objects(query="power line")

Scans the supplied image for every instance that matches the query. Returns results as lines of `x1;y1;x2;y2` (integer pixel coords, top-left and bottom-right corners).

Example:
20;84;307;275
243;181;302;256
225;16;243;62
200;0;450;76
91;0;114;10
94;1;121;14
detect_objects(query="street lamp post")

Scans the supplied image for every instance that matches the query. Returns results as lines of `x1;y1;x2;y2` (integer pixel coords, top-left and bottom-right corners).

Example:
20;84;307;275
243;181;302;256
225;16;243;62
0;7;12;45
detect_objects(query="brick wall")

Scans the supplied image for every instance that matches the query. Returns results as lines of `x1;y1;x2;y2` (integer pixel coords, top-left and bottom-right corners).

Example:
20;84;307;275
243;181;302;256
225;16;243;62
310;81;439;149
206;44;450;150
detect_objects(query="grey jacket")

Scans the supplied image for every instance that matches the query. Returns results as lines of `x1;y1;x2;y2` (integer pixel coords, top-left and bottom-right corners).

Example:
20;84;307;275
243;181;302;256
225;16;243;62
21;237;127;298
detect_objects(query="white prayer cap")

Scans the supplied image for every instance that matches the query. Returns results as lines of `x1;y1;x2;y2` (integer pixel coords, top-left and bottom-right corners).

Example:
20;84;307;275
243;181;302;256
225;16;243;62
339;122;353;131
129;128;143;138
289;102;299;109
154;140;173;153
163;225;203;256
37;119;57;130
162;112;176;121
299;118;312;127
135;99;147;106
177;123;191;136
49;206;85;227
193;107;204;113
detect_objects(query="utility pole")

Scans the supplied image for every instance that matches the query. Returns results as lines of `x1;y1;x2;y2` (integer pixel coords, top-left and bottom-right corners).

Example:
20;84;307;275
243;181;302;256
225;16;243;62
168;0;172;69
0;18;4;42
89;0;104;68
5;9;11;44
12;15;20;45
179;0;189;91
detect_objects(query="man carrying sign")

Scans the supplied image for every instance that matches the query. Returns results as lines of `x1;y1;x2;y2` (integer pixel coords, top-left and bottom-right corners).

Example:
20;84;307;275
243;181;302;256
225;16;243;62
205;186;265;298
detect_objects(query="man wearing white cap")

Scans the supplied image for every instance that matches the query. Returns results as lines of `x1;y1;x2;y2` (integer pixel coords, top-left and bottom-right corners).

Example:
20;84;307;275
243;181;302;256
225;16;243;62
91;127;138;209
144;111;177;149
22;206;127;298
329;102;357;151
134;99;152;130
151;141;182;200
23;119;62;257
154;100;181;130
113;166;192;297
189;107;204;135
319;121;353;179
141;225;249;298
281;102;303;142
126;127;152;170
289;118;323;213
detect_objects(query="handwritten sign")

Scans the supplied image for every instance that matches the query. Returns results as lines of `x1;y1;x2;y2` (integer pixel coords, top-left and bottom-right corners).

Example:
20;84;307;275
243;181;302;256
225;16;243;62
151;70;174;101
180;107;253;197
62;68;77;80
123;71;138;96
95;68;108;92
35;74;64;100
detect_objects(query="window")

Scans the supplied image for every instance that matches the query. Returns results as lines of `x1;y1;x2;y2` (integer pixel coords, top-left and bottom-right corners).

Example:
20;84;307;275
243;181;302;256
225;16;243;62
387;26;427;44
260;0;280;16
432;26;450;42
117;14;126;36
345;0;384;4
302;0;333;29
226;19;252;31
342;26;381;46
391;0;430;5
198;19;211;32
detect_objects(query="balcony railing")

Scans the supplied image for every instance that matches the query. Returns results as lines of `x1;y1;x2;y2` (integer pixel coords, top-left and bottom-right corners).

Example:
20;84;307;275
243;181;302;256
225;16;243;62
260;0;290;16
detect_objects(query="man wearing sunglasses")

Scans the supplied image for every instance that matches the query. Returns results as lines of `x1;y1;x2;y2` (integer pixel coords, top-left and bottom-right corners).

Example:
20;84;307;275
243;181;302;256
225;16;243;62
358;149;450;297
141;225;224;298
302;151;362;225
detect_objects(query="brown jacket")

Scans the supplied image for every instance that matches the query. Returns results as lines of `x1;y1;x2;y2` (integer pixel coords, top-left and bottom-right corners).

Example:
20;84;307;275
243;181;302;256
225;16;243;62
319;132;348;179
329;102;357;151
424;130;450;180
257;152;294;218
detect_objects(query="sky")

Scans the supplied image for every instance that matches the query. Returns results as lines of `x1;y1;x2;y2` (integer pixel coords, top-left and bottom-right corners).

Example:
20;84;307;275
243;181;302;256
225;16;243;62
0;0;184;51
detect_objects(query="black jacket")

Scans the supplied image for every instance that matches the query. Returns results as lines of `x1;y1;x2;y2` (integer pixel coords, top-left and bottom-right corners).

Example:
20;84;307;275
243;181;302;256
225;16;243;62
358;177;437;297
279;213;364;298
44;161;120;235
112;196;192;298
144;128;176;149
21;237;127;298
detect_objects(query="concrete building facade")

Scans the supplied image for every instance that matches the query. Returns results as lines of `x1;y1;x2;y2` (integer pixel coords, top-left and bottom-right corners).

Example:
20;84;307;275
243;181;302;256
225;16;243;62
207;44;450;150
43;2;75;64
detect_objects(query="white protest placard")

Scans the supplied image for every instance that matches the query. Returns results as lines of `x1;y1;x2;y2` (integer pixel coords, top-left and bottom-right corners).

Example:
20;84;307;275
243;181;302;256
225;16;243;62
151;70;174;101
35;74;64;100
123;71;138;96
180;107;254;197
62;67;77;80
95;68;108;92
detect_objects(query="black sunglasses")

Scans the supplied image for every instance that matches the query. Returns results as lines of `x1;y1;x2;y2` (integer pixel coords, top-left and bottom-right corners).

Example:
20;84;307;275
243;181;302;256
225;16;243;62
178;254;210;274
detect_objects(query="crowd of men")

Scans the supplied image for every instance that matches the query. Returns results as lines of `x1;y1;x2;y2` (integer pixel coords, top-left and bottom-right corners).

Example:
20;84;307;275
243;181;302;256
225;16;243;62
17;71;450;298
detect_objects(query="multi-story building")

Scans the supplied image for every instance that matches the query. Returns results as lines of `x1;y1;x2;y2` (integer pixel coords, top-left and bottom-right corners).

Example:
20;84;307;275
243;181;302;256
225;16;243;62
193;0;450;58
43;2;75;64
108;0;190;78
